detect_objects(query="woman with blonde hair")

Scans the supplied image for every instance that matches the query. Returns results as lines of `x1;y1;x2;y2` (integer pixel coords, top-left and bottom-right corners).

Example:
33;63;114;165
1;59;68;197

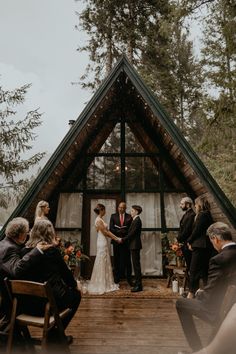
34;200;50;221
186;195;214;298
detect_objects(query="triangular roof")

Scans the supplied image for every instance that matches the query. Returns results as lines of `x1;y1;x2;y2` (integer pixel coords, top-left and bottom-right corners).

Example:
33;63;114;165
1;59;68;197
1;55;236;237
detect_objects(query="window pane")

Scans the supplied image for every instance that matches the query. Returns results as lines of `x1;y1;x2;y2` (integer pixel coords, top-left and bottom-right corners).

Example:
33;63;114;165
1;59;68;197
125;124;144;153
55;193;83;228
164;193;185;228
126;193;161;228
126;157;159;190
87;157;120;189
141;231;163;276
100;123;120;153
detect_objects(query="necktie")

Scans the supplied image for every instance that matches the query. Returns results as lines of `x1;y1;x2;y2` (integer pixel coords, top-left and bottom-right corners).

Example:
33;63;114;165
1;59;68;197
120;214;124;226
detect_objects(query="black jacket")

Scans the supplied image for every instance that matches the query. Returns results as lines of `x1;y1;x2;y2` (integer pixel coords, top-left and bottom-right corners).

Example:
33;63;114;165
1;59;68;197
197;244;236;317
123;216;142;250
109;212;132;244
177;208;196;243
0;237;43;321
187;210;213;248
21;247;77;301
0;237;42;280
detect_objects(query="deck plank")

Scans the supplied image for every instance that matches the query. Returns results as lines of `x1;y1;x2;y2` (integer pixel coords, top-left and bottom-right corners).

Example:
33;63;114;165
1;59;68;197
67;298;190;354
29;297;211;354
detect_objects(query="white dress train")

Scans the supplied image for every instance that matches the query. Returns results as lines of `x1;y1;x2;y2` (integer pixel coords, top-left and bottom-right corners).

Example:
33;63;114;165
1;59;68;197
88;216;119;295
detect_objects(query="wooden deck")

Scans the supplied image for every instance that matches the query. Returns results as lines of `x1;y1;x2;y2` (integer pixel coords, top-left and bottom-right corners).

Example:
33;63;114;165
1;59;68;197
67;297;191;354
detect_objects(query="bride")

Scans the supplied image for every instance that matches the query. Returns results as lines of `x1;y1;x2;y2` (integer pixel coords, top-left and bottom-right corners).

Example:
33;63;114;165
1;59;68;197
88;203;122;295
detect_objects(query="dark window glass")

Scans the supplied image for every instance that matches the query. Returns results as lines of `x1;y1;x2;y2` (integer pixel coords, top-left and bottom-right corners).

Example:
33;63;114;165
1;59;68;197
87;156;120;189
100;123;120;153
126;157;159;190
125;124;144;153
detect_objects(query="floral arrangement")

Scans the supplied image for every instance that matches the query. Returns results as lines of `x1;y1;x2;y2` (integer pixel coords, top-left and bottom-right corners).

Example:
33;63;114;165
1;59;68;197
161;233;184;264
60;240;90;268
170;242;183;258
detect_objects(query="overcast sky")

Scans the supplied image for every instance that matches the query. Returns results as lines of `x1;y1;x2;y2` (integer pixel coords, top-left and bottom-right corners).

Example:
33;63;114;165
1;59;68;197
0;0;202;163
0;0;91;159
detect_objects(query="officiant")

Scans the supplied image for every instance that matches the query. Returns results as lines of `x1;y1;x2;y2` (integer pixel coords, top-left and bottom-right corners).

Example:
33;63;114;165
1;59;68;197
109;202;132;286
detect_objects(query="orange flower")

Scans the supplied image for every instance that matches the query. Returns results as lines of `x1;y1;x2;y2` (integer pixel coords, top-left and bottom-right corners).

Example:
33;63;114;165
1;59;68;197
171;244;179;252
64;255;69;262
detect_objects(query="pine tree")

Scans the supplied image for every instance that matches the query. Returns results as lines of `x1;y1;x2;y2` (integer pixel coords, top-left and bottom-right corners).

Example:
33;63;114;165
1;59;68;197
198;0;236;204
0;83;45;208
76;0;171;89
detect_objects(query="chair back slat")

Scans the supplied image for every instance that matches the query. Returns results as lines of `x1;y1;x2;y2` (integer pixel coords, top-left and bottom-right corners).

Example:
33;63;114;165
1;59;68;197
9;280;47;298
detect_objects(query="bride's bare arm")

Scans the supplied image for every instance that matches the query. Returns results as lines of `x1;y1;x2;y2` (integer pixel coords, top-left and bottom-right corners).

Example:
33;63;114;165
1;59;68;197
96;220;121;243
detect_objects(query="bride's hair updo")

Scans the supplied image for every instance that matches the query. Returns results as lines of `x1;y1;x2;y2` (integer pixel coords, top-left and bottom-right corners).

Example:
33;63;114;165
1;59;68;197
94;203;105;215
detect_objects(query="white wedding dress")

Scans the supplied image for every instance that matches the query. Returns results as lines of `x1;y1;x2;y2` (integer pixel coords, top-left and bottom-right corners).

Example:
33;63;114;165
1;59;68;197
88;216;119;295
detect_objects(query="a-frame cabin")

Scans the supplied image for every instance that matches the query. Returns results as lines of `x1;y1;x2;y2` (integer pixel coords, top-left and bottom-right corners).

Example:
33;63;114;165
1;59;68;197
1;56;236;278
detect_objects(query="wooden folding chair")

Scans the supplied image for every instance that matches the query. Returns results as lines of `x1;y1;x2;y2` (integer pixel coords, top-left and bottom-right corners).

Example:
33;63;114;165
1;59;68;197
5;279;71;354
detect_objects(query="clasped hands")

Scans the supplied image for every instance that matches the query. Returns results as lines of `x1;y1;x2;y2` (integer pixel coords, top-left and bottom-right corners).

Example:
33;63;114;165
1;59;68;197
116;237;124;244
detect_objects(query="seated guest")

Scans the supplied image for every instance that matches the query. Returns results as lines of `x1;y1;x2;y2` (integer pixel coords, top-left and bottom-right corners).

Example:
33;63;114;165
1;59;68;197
176;222;236;352
0;217;48;337
23;219;81;336
193;302;236;354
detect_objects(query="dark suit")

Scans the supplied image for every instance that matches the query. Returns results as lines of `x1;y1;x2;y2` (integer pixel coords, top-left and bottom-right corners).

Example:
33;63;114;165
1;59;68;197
187;210;214;292
21;247;81;329
109;212;132;283
176;244;236;351
123;216;142;287
0;237;43;333
177;208;195;270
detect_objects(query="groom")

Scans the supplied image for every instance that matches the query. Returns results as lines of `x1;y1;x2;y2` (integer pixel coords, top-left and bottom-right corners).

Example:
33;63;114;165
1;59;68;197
109;202;132;285
123;205;143;292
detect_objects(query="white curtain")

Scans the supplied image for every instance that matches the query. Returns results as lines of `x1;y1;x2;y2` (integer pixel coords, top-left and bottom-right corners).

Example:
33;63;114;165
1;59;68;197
126;193;161;228
126;193;162;275
164;193;185;228
55;193;83;228
141;232;163;276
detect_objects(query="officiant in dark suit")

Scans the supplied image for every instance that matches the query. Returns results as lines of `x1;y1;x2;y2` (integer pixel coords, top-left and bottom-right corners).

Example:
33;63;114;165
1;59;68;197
109;202;132;285
123;205;143;292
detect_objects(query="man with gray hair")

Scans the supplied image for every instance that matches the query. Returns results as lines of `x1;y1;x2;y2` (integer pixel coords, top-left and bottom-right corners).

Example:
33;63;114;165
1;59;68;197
176;222;236;353
0;217;51;341
177;197;195;272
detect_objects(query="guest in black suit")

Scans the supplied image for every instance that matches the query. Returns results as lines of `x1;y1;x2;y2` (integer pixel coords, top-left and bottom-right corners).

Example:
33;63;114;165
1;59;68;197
109;202;132;285
123;205;142;292
193;302;236;354
177;197;195;272
176;222;236;352
22;219;81;335
0;217;49;336
186;196;214;299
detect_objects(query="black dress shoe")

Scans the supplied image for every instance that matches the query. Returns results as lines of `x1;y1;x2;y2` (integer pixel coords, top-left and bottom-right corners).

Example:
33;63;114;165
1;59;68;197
127;279;134;287
65;335;73;345
131;286;143;292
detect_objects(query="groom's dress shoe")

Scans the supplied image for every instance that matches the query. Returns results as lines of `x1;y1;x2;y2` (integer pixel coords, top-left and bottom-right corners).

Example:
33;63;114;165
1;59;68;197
131;286;143;292
127;279;134;287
